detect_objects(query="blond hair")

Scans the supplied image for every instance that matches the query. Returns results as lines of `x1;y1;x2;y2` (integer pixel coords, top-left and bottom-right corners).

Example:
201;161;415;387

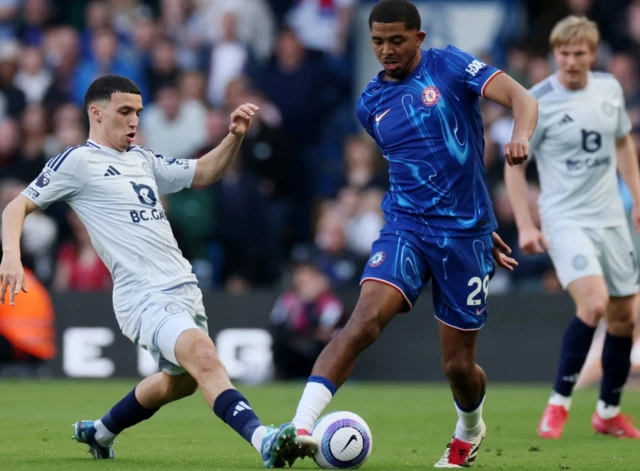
550;16;600;51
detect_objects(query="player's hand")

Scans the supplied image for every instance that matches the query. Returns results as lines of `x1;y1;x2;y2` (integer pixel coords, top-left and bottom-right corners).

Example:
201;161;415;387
633;204;640;234
229;103;259;137
518;226;549;255
504;137;529;167
0;253;27;305
491;232;518;271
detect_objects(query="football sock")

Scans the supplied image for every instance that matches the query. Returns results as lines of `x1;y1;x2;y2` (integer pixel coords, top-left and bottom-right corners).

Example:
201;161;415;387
292;375;337;432
598;332;632;417
213;389;263;450
97;388;159;446
250;426;268;452
548;392;572;411
454;395;485;442
552;317;596;399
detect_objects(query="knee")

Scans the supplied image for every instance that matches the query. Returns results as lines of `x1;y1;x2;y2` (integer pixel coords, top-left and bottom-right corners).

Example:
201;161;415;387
577;298;608;327
607;313;635;337
442;354;475;384
192;343;223;378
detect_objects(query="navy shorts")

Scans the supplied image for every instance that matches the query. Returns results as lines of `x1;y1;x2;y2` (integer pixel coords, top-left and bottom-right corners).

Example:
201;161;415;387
361;227;495;331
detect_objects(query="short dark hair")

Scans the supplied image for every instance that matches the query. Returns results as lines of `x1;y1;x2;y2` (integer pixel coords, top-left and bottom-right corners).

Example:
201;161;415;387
369;0;421;31
84;74;141;109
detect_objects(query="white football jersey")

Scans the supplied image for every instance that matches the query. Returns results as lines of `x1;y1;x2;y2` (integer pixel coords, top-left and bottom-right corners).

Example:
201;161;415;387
22;140;198;311
529;72;632;230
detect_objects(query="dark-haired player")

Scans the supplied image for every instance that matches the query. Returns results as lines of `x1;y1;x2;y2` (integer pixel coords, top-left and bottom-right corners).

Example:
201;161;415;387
0;75;302;468
286;0;538;468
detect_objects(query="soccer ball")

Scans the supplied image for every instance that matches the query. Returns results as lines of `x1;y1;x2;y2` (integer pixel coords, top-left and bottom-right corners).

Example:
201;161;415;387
311;411;373;469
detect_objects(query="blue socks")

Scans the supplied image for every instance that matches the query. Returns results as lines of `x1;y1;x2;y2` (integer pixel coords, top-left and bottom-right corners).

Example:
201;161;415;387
213;389;263;445
553;317;596;397
100;388;159;435
599;332;632;407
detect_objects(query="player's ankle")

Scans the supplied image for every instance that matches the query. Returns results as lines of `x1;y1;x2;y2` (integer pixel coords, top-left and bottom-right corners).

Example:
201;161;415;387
548;392;572;411
94;420;116;447
455;420;484;442
596;400;620;420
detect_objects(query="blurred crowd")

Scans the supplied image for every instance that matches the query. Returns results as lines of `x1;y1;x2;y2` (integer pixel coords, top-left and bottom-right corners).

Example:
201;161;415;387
0;0;639;303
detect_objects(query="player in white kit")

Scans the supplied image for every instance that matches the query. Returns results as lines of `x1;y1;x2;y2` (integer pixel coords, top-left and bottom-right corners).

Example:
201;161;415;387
505;17;640;439
0;75;312;467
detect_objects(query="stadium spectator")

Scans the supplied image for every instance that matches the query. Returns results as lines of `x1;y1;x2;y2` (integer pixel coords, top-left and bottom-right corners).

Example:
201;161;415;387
342;187;385;258
201;0;276;63
14;45;53;104
286;0;356;57
53;209;111;291
42;25;79;105
20;104;48;181
178;69;207;103
145;36;180;101
254;26;349;237
203;12;253;107
0;119;28;182
0;40;27;119
607;53;640;104
80;0;129;61
73;27;146;105
300;204;364;288
157;0;203;69
0;0;19;42
44;103;86;158
0;267;56;365
210;152;273;293
341;135;387;191
270;260;345;379
141;82;207;160
17;0;54;47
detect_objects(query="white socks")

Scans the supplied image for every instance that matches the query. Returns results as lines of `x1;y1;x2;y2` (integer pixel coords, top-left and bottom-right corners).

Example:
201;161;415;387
596;400;620;420
251;425;267;452
94;419;116;447
454;397;485;442
549;393;620;419
548;392;572;411
292;382;334;432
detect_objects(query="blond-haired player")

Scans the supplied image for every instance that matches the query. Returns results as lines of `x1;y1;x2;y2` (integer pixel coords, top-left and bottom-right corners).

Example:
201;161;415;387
505;16;640;439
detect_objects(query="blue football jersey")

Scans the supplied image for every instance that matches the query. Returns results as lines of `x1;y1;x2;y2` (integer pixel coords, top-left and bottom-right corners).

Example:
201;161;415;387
356;45;502;238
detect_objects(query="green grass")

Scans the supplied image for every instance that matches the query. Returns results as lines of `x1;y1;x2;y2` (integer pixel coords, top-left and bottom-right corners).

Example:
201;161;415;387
0;380;639;470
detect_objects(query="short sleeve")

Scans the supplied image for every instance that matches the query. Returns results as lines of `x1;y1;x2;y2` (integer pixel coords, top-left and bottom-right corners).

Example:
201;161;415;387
133;147;197;195
614;81;632;138
22;147;85;209
444;45;503;98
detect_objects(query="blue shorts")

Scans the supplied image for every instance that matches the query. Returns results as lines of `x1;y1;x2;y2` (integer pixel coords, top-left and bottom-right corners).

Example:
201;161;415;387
361;228;495;331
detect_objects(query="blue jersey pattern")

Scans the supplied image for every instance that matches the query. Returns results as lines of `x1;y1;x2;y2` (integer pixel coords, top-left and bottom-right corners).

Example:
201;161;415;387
356;45;501;238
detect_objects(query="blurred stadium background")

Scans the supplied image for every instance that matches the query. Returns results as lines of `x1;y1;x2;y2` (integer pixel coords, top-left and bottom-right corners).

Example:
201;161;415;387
1;0;640;468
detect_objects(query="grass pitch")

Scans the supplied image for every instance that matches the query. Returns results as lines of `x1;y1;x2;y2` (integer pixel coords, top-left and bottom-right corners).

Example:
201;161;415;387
1;380;639;470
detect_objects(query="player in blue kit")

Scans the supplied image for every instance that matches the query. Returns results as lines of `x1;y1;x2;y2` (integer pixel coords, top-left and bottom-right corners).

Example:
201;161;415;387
285;0;538;468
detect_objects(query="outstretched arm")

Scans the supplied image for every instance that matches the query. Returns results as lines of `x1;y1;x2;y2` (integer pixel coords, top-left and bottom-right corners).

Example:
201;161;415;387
192;103;259;187
484;73;538;167
1;196;38;304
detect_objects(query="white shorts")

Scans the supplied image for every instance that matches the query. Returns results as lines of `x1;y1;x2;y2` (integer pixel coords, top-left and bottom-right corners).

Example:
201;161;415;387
545;225;640;296
115;282;208;375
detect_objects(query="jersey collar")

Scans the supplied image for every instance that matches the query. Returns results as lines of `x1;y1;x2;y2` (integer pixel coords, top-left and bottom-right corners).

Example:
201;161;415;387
87;139;128;158
550;72;592;94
